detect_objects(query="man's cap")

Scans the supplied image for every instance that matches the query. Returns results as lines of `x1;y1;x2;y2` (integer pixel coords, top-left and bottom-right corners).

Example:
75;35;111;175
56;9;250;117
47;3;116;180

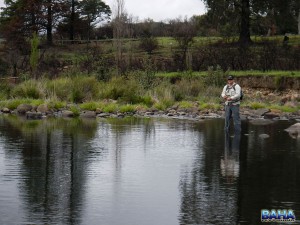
227;75;234;80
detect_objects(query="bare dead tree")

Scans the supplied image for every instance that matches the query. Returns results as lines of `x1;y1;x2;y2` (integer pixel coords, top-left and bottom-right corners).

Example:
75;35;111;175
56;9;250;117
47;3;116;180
112;0;126;76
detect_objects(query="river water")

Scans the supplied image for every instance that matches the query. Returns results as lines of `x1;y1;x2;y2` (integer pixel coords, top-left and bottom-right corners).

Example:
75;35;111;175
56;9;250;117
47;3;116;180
0;115;299;225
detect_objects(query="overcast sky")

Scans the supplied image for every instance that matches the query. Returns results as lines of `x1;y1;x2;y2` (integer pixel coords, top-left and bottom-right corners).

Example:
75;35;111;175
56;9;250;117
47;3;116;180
0;0;206;22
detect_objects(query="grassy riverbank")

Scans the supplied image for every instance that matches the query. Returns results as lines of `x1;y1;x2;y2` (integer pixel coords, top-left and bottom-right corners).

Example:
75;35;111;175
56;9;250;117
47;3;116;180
0;73;299;116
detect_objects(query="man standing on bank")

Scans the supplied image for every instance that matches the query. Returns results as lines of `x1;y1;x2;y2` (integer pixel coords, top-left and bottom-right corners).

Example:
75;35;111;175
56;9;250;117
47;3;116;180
221;75;242;132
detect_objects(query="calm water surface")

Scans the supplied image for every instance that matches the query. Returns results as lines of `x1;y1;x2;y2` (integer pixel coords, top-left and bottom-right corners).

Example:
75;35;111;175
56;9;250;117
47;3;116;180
0;115;299;225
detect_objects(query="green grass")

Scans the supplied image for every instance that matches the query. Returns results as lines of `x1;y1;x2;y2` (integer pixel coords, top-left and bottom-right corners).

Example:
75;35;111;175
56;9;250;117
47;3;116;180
269;105;299;113
69;105;80;117
199;102;222;111
248;102;267;110
230;70;300;77
156;70;300;78
0;98;44;110
156;71;207;78
178;101;194;109
47;100;67;110
119;104;136;113
102;103;119;113
153;99;174;111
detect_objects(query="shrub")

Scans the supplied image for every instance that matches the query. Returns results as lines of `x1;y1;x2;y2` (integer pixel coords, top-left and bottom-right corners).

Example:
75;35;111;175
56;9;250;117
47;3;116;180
141;95;154;107
150;81;174;102
173;78;204;100
71;76;100;103
46;78;71;101
101;77;143;104
198;86;222;104
204;65;227;87
0;80;12;99
11;80;44;99
46;76;99;103
139;37;159;55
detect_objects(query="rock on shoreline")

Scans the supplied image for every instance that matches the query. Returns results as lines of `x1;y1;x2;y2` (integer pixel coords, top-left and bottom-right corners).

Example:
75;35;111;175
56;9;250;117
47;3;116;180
0;103;299;122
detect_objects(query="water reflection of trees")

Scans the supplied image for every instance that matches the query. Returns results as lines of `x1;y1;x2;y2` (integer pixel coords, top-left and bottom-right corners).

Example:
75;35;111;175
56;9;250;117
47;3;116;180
0;116;98;225
237;121;300;223
1;116;299;225
179;119;300;224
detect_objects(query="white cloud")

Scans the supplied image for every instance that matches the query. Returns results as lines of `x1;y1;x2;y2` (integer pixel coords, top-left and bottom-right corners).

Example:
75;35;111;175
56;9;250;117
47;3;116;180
121;0;205;21
0;0;206;22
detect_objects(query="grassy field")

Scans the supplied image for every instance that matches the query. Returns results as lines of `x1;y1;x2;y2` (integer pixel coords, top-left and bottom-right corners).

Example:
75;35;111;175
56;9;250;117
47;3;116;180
156;70;300;78
51;34;300;54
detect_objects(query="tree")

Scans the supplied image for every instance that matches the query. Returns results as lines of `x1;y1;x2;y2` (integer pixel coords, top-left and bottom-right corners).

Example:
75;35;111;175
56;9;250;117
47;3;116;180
0;0;42;44
78;0;111;41
239;0;251;44
30;32;40;78
201;0;300;44
170;17;197;70
112;0;126;75
0;0;67;45
69;0;76;40
79;0;111;39
201;0;251;44
44;0;67;45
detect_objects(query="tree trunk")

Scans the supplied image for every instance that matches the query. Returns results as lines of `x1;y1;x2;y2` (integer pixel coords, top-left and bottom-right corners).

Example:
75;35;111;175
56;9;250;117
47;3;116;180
113;0;125;76
70;0;75;41
47;0;53;45
239;0;252;45
298;9;300;35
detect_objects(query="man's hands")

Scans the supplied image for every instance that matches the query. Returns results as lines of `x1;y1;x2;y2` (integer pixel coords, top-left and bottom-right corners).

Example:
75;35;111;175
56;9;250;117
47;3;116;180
223;96;232;101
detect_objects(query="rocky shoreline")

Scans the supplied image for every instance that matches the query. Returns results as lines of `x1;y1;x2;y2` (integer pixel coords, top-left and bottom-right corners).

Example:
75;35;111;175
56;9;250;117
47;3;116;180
0;102;300;122
0;87;299;121
1;101;300;139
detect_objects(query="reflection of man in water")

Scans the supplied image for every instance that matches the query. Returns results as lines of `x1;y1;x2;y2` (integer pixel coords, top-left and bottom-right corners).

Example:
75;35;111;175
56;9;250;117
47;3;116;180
220;132;241;181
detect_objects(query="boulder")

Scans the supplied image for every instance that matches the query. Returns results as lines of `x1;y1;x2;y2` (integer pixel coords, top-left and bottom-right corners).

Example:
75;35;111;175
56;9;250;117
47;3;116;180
2;108;10;113
95;108;103;114
284;123;300;139
26;112;43;120
80;111;96;118
97;113;110;118
37;104;51;114
168;109;177;114
62;110;74;117
264;112;280;119
117;113;125;118
178;112;186;116
145;111;154;116
250;119;274;126
17;104;33;114
254;108;270;116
